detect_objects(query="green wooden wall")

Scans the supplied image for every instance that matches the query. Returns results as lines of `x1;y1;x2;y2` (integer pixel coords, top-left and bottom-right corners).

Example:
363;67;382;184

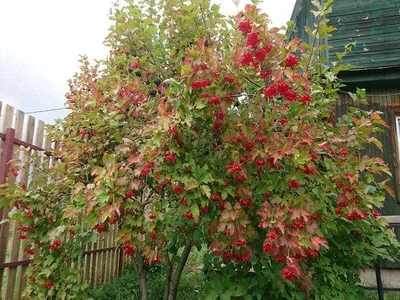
291;0;400;218
337;90;400;217
291;0;400;71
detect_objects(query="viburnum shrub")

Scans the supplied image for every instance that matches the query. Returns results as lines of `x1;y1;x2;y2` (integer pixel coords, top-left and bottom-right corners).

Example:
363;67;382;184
1;0;399;299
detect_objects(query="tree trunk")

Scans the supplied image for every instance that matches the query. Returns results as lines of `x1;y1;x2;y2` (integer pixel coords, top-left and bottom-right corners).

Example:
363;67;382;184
168;242;192;300
132;249;148;300
163;253;173;300
139;275;148;300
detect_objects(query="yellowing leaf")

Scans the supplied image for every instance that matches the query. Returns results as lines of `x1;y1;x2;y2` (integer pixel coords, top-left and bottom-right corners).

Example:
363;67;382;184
200;185;211;198
72;182;85;195
185;178;199;191
63;206;78;219
47;225;66;241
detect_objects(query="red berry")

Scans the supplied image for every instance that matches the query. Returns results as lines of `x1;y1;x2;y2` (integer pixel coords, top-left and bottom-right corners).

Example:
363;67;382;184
234;175;246;183
279;118;288;125
266;231;279;240
224;75;235;83
172;185;183;195
299;95;311;104
239;198;252;207
211;194;221;202
263;242;273;254
125;190;135;199
191;79;212;90
44;280;52;290
185;211;193;219
255;48;267;62
288;180;300;189
246;32;260;48
149;232;158;240
372;211;381;219
260;70;271;79
168;127;178;136
240;52;253;66
23;247;35;256
238;19;252;33
293;220;305;229
284;54;299;68
165;153;177;164
281;266;297;282
208;96;222;105
200;206;209;213
121;242;135;257
94;223;107;233
263;85;278;99
48;239;62;251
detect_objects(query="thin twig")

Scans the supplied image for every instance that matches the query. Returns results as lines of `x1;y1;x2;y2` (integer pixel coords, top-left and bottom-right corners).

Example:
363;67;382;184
243;75;262;88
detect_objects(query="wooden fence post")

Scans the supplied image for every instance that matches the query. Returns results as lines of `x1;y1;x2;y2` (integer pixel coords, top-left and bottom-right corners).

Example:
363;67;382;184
0;128;16;296
118;247;124;276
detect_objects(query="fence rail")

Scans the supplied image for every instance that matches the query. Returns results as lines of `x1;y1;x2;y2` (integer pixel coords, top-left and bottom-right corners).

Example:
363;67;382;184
0;102;125;299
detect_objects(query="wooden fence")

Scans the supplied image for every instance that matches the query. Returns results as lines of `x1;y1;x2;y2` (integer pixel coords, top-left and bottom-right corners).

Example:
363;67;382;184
0;102;127;299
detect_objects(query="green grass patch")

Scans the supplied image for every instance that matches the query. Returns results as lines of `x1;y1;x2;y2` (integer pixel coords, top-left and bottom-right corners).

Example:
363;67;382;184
365;290;400;300
88;248;206;300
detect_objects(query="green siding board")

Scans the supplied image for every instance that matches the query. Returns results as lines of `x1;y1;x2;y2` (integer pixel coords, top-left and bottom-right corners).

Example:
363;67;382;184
330;15;400;32
291;0;400;71
329;0;400;14
330;40;400;53
329;26;400;42
329;7;400;22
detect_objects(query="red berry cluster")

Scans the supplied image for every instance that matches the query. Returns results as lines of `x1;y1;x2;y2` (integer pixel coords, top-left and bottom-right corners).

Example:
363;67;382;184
287;180;300;189
165;152;177;164
238;19;252;33
48;239;62;251
211;194;221;202
281;265;299;283
199;206;209;213
23;247;35;256
224;75;235;83
149;231;158;240
184;211;193;219
238;198;252;207
208;96;222;105
172;184;183;195
94;223;107;233
125;190;135;199
284;55;299;68
191;79;212;90
141;161;154;175
121;242;135;257
8;167;18;176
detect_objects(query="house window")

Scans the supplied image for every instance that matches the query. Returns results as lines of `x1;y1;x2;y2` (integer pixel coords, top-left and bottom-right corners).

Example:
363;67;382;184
396;116;400;162
392;113;400;203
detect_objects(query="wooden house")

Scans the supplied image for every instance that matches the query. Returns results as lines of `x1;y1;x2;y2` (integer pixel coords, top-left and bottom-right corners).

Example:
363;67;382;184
291;0;400;217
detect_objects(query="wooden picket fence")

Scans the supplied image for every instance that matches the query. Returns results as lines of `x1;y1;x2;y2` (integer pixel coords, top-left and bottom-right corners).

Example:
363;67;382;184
0;102;127;299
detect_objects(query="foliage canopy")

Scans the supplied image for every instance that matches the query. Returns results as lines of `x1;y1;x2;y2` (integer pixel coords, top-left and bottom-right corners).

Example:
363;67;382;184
2;0;399;299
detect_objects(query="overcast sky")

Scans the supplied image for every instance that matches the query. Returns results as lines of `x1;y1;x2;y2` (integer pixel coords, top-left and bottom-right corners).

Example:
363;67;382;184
0;0;296;124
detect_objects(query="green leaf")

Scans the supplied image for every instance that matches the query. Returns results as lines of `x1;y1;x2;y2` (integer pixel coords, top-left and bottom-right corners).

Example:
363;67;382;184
191;204;200;217
44;254;56;267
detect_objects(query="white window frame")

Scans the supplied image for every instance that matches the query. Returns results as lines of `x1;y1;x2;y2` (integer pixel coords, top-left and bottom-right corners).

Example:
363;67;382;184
396;116;400;166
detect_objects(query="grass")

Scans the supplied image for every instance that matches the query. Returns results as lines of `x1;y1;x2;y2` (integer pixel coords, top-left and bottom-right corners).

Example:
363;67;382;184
365;290;400;300
88;248;206;300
